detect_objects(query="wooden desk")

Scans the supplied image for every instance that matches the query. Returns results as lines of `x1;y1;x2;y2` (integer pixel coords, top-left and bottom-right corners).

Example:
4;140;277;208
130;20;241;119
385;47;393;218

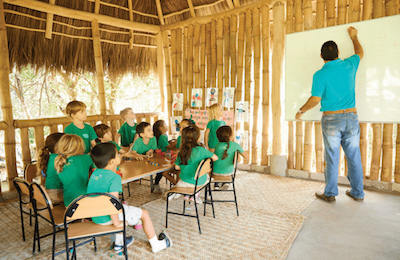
119;154;173;187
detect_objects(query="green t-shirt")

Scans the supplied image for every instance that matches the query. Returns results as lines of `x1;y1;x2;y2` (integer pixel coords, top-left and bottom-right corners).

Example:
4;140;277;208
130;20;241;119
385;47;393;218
87;168;122;224
213;141;244;174
175;146;214;185
45;153;62;190
57;154;94;206
206;120;226;149
132;137;157;155
157;134;169;152
176;136;181;149
64;123;97;154
118;122;137;147
96;140;121;151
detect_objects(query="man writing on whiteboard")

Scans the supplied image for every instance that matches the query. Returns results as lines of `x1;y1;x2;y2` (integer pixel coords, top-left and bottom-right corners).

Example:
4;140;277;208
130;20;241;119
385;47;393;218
295;27;365;202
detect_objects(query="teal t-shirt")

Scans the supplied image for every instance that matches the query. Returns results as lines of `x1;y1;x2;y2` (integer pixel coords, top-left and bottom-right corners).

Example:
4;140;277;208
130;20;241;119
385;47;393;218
57;154;94;206
132;137;157;155
206;120;226;148
118;122;137;147
311;54;360;112
87;168;123;224
176;136;181;149
45;153;62;189
96;140;121;151
213;141;244;174
64;123;97;154
157;134;169;152
175;146;214;185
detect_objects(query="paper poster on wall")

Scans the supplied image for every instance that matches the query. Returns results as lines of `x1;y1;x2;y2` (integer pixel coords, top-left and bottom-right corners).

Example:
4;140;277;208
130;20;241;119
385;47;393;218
172;93;183;111
185;109;234;129
235;101;249;122
222;87;235;108
222;111;234;126
235;130;248;151
205;88;218;107
170;116;182;134
191;88;203;107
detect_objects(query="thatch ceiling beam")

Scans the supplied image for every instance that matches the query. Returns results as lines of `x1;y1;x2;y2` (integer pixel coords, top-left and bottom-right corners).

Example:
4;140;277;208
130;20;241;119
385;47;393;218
45;0;55;39
94;0;100;14
127;0;134;49
87;0;158;19
233;0;241;7
226;0;235;9
3;0;160;33
155;0;165;25
187;0;196;17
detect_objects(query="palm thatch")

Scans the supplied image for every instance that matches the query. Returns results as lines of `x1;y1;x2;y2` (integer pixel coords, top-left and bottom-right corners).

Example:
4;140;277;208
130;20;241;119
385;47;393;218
3;0;260;77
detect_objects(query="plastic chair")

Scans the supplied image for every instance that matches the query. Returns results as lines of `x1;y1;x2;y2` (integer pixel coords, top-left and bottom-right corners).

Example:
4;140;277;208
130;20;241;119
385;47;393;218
165;158;215;234
64;193;127;259
204;151;240;216
13;177;33;241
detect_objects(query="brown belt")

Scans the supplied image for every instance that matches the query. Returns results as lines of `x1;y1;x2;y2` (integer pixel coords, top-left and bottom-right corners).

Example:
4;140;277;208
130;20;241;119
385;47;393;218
323;107;357;115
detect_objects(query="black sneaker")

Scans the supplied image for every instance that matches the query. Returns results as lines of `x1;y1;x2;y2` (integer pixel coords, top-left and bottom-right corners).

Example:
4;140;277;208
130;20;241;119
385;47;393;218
153;231;172;253
114;236;134;253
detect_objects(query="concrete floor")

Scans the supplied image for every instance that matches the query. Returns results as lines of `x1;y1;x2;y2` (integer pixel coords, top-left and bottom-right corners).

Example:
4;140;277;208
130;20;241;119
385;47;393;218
286;185;400;260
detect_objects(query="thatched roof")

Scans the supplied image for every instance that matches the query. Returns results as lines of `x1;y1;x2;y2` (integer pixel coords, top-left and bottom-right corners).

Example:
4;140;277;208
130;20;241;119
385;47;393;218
4;0;259;77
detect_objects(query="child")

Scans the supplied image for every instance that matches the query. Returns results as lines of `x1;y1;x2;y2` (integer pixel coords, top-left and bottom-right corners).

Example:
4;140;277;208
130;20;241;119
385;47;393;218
64;100;97;154
174;126;218;203
87;143;172;253
130;122;157;160
176;119;194;150
54;134;94;206
204;103;225;153
213;126;248;190
153;120;177;152
116;108;138;148
94;124;129;155
38;132;65;203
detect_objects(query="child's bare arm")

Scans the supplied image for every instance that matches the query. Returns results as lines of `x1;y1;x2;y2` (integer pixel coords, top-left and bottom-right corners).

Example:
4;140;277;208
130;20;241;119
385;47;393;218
204;129;210;148
90;140;97;148
240;151;249;161
211;154;219;161
130;150;146;160
119;146;129;154
115;133;121;144
109;191;123;228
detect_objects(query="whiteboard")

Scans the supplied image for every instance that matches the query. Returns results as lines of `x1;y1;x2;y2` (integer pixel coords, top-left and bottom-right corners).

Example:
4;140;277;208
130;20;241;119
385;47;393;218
285;15;400;123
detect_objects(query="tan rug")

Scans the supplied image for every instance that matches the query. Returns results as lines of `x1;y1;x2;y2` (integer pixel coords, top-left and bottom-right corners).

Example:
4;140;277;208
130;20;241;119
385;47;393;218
0;171;323;260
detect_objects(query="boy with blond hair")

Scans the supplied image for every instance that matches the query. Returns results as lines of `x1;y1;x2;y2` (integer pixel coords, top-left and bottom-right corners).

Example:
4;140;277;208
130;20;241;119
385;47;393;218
64;100;97;154
116;108;138;148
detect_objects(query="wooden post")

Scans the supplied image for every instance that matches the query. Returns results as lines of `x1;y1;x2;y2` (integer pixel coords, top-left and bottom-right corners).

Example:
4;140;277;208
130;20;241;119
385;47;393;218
206;23;212;89
315;122;323;173
34;126;45;156
177;28;183;113
303;122;312;171
261;5;270;166
45;0;55;39
294;0;303;32
183;27;189;113
316;0;325;28
362;0;373;20
337;0;347;25
171;29;178;96
50;124;58;133
193;23;200;90
288;122;294;169
326;0;336;27
381;124;393;182
223;16;230;92
187;25;194;109
286;0;294;34
348;0;361;22
230;14;237;94
395;125;400;183
236;12;245;133
295;122;303;169
272;2;285;155
91;20;107;118
0;1;17;188
156;32;166;114
244;10;252;162
359;123;368;177
303;0;313;30
162;30;173;121
370;123;383;180
373;0;385;18
110;120;118;141
385;0;400;16
200;24;206;108
20;128;31;170
252;8;261;164
216;19;224;104
211;20;217;89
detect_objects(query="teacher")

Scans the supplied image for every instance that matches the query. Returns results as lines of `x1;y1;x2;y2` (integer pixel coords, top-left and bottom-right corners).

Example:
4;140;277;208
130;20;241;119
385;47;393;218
295;27;365;203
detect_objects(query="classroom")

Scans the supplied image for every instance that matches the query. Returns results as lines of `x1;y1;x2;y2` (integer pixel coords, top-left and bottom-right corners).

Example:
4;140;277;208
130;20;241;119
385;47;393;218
0;0;399;259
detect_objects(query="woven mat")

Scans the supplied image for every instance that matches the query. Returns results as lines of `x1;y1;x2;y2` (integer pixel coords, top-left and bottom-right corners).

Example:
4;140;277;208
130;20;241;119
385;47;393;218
0;171;323;260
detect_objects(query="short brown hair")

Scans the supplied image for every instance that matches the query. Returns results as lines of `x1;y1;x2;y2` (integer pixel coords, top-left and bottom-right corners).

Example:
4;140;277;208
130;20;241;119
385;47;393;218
65;100;86;116
93;124;111;139
120;108;133;121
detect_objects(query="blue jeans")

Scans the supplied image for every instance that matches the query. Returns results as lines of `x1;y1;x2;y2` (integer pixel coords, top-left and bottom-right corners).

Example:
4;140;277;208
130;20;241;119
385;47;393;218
321;113;364;199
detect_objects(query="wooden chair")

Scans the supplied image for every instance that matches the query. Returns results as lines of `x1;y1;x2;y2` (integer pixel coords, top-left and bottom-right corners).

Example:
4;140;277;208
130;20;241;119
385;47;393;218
13;177;33;241
64;193;127;259
24;160;38;183
165;158;215;234
204;151;240;216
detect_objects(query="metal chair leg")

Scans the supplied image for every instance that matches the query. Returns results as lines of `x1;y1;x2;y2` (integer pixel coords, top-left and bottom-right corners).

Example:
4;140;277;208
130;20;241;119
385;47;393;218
194;198;201;234
165;195;169;228
127;183;131;197
203;186;208;216
232;182;239;216
19;201;25;241
208;184;215;218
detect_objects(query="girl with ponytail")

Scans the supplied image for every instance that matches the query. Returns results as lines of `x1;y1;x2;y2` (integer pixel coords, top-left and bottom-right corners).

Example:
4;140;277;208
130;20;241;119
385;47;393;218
54;134;94;206
213;126;248;190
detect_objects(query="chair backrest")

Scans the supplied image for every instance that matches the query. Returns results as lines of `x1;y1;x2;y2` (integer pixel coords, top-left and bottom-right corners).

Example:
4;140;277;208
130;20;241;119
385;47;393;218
232;151;239;179
24;161;38;183
64;193;123;222
30;182;53;210
13;177;31;197
194;158;213;186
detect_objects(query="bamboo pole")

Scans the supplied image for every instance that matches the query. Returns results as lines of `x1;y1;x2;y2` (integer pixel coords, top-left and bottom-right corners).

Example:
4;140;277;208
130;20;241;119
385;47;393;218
295;122;303;169
288;122;294;168
162;30;173;120
303;0;313;31
223;16;230;93
385;0;400;15
243;10;252;162
50;124;58;133
337;0;347;25
236;13;245;134
34;126;45;155
348;0;361;23
381;124;393;182
286;0;294;34
211;20;217;88
183;27;189;112
206;23;212;88
45;0;55;39
315;122;323;172
187;24;194;107
193;22;201;93
261;5;270;166
20;128;31;170
326;0;336;27
155;0;165;25
294;0;303;32
395;125;400;183
156;32;166;114
200;23;206;108
303;122;312;171
111;120;118;141
272;2;285;155
217;19;224;104
230;14;237;92
177;28;183;113
187;0;196;17
360;123;368;177
171;29;178;96
252;8;261;164
370;123;383;180
0;1;17;188
362;0;373;20
316;0;325;28
373;0;385;18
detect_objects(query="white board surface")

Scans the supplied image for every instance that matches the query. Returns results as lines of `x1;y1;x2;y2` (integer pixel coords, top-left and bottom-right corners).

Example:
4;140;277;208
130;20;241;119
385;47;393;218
285;15;400;123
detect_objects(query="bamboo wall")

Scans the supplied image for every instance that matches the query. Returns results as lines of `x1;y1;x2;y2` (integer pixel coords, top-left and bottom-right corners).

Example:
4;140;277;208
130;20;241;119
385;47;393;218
160;1;284;165
286;0;400;184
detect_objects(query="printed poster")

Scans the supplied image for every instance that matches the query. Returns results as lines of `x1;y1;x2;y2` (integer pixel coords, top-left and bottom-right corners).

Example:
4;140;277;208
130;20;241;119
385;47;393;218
185;109;234;129
235;130;249;151
222;87;235;108
235;101;249;122
172;93;183;111
205;88;218;107
170;116;182;134
191;88;203;108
